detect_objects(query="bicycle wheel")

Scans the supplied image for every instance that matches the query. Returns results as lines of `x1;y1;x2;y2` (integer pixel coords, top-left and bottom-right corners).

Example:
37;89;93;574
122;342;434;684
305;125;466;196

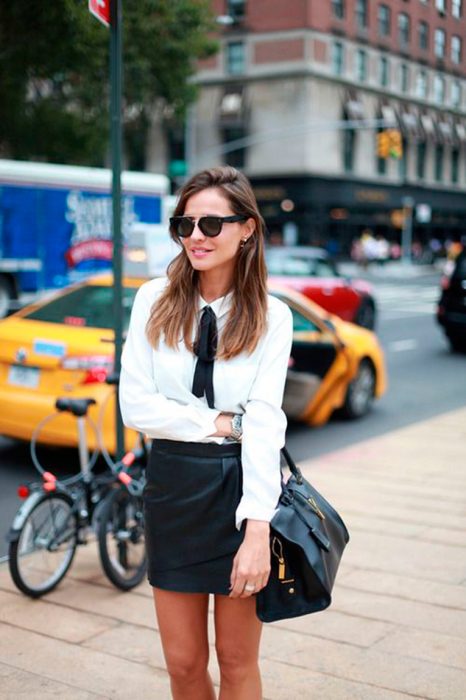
98;486;146;591
9;492;77;597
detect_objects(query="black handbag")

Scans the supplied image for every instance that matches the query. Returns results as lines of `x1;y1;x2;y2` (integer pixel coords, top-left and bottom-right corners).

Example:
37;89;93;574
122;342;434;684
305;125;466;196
256;446;350;623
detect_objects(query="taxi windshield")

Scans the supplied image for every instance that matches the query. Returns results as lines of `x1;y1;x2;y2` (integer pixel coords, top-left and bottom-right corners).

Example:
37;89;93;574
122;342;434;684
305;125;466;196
23;284;138;330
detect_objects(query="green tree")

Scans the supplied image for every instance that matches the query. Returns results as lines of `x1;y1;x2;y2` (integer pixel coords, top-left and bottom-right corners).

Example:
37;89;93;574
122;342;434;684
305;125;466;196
0;1;217;167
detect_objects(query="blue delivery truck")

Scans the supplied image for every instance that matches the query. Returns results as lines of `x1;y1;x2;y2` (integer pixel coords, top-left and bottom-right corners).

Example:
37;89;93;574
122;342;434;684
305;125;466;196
0;159;170;316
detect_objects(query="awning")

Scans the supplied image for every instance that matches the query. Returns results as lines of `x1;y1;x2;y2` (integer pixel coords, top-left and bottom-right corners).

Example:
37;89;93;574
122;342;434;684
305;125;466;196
454;120;466;143
218;86;247;125
436;115;457;146
399;106;422;140
420;113;437;141
343;90;364;120
380;105;397;128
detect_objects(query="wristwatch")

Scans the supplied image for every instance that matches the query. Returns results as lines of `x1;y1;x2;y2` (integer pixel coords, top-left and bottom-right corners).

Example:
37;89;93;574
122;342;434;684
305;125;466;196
230;414;243;442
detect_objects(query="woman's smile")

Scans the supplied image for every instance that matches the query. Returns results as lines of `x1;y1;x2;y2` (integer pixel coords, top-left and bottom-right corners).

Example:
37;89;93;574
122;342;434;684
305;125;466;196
189;246;214;258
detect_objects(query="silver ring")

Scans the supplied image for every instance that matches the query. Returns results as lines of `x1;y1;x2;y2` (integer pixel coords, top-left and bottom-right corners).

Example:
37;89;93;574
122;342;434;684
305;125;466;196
244;583;255;592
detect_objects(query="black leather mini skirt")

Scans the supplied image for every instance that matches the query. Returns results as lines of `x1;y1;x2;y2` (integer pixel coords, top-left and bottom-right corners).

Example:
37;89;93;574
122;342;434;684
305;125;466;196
144;439;245;595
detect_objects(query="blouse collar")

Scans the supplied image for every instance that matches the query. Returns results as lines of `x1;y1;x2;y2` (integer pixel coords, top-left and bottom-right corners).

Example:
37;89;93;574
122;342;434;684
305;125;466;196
198;290;234;319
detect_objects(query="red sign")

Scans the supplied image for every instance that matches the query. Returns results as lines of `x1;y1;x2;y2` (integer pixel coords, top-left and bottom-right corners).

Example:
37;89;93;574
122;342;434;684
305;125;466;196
65;239;113;267
89;0;110;27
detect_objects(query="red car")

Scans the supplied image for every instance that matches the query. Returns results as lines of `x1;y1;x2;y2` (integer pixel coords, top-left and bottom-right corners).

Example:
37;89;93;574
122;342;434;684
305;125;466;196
266;246;377;329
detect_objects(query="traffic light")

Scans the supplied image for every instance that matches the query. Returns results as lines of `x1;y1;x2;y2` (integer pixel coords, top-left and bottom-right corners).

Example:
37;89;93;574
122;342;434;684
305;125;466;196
376;129;403;159
388;129;403;159
377;130;390;158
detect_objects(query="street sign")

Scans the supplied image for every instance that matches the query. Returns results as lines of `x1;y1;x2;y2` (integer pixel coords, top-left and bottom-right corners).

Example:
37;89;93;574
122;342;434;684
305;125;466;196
89;0;110;27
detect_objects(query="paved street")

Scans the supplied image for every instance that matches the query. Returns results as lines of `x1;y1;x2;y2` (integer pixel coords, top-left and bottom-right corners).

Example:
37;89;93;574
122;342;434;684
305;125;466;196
1;406;465;698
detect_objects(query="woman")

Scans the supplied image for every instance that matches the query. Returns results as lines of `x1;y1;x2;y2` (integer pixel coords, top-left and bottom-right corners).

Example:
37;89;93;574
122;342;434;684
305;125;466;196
120;166;292;699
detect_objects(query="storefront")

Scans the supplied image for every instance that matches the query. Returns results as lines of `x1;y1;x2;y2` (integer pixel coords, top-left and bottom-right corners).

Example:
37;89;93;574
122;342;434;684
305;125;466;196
252;175;466;257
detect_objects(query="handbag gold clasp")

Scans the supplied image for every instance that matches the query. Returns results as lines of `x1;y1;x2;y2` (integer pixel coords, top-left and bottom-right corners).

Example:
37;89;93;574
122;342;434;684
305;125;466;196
308;496;325;520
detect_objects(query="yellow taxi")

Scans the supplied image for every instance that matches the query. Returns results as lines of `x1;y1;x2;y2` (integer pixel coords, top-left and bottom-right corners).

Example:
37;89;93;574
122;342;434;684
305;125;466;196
272;283;386;426
0;275;386;452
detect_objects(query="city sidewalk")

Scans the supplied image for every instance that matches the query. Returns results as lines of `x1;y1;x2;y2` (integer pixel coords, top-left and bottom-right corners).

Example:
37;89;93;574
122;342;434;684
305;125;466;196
0;407;465;699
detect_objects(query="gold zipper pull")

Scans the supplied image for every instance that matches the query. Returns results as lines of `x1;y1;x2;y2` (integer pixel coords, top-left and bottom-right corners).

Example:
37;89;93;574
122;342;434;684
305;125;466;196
278;558;286;580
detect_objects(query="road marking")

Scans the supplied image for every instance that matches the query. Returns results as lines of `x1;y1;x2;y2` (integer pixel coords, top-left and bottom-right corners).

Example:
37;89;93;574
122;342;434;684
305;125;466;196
0;554;9;564
388;339;418;352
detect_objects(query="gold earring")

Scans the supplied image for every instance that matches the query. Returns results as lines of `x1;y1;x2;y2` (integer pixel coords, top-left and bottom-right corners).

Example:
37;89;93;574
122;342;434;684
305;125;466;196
240;237;249;248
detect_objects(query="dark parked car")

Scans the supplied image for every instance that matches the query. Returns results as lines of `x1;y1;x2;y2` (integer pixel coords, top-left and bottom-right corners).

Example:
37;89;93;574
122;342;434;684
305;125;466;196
266;246;377;329
437;251;466;352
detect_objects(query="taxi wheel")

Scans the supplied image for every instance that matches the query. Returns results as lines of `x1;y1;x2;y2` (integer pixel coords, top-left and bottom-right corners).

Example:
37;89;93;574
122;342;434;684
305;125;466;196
341;359;376;419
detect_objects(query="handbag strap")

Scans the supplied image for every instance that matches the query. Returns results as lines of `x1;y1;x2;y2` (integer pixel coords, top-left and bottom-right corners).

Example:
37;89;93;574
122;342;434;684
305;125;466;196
280;446;304;483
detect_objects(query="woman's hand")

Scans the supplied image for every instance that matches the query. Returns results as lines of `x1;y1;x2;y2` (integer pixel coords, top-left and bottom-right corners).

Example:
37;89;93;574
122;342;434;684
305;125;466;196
211;412;234;438
229;520;271;598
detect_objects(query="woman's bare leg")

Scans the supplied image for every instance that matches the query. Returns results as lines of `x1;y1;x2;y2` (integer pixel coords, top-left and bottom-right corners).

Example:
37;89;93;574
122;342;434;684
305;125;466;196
153;588;216;700
214;595;263;700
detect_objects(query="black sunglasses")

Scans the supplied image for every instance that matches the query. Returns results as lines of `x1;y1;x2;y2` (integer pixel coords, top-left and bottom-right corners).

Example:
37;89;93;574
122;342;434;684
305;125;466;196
169;215;247;238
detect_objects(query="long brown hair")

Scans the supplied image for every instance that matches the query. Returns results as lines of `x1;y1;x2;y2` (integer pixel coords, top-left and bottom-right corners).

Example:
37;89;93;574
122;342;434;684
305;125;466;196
146;166;268;359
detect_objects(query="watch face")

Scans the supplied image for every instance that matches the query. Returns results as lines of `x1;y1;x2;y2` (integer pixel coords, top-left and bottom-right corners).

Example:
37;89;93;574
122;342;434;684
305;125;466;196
232;415;243;440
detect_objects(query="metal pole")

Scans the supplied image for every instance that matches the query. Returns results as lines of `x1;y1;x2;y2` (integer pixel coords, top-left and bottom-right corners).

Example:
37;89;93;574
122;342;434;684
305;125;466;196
110;0;124;458
401;196;414;266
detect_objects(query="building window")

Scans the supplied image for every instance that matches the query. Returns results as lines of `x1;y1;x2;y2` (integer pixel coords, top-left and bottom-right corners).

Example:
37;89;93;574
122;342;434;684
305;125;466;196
417;142;426;180
379;56;390;86
434;74;446;102
400;63;410;92
221;126;247;168
451;148;460;183
451;36;462;63
398;13;410;48
399;137;408;181
378;5;391;36
355;49;367;81
343;117;356;172
332;0;345;19
376;130;387;175
434;29;446;58
435;144;444;181
452;0;463;18
227;0;246;22
332;42;345;75
435;0;447;13
416;70;428;98
419;21;429;50
451;80;462;107
356;0;368;29
226;42;245;75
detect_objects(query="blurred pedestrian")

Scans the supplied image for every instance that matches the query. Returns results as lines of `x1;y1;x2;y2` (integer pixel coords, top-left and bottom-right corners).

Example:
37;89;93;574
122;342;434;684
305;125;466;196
375;234;390;265
119;166;292;699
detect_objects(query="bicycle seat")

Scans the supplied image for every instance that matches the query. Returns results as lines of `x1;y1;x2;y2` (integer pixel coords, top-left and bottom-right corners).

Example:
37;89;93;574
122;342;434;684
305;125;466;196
55;397;96;417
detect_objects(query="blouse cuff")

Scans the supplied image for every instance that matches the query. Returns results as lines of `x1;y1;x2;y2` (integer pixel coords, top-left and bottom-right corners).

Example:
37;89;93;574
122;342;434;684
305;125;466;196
235;500;278;531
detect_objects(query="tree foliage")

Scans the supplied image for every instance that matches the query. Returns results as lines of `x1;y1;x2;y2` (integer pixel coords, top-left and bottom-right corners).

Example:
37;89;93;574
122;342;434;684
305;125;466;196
0;1;217;166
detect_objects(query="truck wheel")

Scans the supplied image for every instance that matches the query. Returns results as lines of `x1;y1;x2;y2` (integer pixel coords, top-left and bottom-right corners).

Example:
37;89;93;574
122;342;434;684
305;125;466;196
0;277;13;318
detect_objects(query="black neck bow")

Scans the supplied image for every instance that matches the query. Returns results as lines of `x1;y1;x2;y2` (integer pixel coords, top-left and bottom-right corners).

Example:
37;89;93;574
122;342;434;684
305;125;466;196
192;306;217;408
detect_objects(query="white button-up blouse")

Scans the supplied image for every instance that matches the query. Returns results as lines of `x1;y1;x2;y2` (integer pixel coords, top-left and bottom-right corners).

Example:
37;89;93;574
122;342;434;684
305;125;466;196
119;277;293;529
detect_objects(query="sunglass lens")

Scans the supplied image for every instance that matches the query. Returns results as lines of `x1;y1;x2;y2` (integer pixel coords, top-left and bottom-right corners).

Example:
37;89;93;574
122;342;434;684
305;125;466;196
200;217;221;237
177;218;195;238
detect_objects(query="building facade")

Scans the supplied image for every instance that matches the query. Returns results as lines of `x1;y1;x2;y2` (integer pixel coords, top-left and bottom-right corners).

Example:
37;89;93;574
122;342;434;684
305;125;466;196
190;0;466;252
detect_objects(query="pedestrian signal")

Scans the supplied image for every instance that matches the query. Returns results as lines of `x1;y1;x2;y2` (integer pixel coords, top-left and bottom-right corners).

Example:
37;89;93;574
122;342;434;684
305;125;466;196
377;131;390;159
389;129;403;159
